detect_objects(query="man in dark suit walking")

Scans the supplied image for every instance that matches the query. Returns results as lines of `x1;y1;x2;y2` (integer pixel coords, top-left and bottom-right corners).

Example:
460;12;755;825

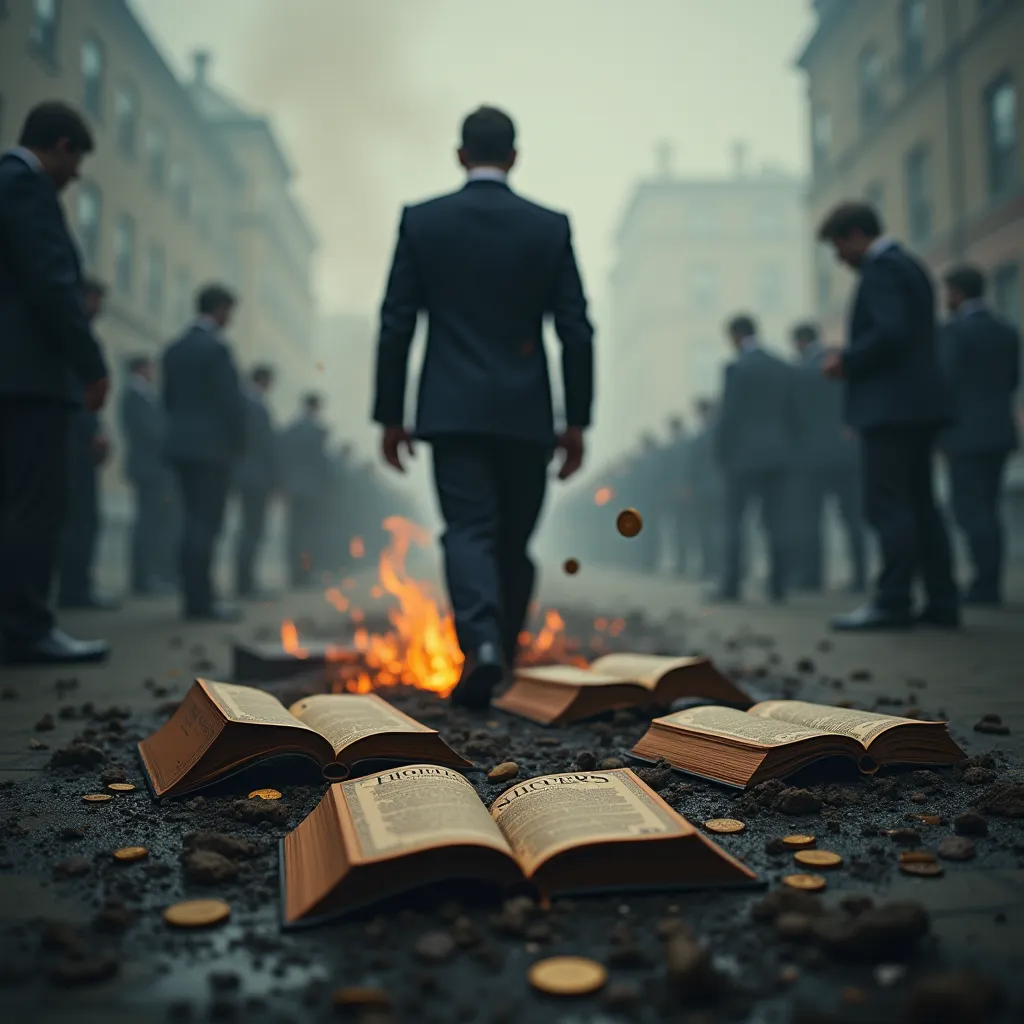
234;365;278;598
162;285;246;622
0;102;109;664
938;265;1021;605
712;315;799;603
790;322;866;593
818;202;958;630
373;106;594;708
280;394;329;588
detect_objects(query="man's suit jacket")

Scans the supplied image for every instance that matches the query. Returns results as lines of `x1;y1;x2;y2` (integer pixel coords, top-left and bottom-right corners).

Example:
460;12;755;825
120;383;166;484
0;152;107;402
938;307;1021;455
715;347;799;476
279;416;328;501
235;391;277;493
161;324;246;465
794;345;858;470
372;179;594;442
843;243;950;430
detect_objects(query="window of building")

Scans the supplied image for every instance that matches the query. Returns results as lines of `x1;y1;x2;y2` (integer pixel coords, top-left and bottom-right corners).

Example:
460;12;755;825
859;44;884;129
114;214;136;296
80;38;104;119
689;266;719;311
755;264;785;310
145;244;165;318
901;0;926;81
864;181;886;222
169;161;191;218
985;75;1018;198
114;85;138;157
812;110;832;170
993;262;1022;328
29;0;60;62
905;142;933;244
74;181;102;267
145;126;166;190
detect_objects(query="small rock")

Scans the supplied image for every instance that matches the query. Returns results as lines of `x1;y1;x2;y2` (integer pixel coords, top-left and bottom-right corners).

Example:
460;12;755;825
28;738;48;751
812;901;929;962
775;788;822;815
664;931;728;999
764;837;789;856
976;781;1024;818
35;713;55;732
49;742;105;768
574;749;597;771
100;766;127;785
850;668;872;681
93;899;132;933
182;850;239;885
936;836;975;861
225;798;288;825
50;955;118;987
598;757;624;770
887;829;921;846
634;759;674;791
751;890;825;924
795;658;815;673
54;856;92;878
909;792;927;804
962;766;997;785
487;762;519;782
59;827;85;841
414;931;456;964
953;811;988;837
184;832;255;859
973;718;1010;735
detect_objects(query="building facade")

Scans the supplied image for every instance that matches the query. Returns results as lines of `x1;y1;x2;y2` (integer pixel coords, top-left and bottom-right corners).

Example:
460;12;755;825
607;145;810;441
799;0;1024;339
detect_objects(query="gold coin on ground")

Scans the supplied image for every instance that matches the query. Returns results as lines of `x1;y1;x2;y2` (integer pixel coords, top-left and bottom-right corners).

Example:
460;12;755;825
81;793;112;803
247;788;282;801
899;850;937;864
562;558;580;575
899;861;944;877
107;782;136;792
704;818;746;834
528;956;608;996
783;873;827;892
163;899;231;928
782;834;816;848
615;508;643;538
113;846;149;863
794;849;843;869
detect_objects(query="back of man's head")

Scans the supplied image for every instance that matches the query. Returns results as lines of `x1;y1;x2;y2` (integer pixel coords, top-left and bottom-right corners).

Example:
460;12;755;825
727;314;758;341
196;284;236;326
459;106;516;167
303;392;321;415
944;265;985;301
817;201;883;242
19;101;94;155
251;364;275;389
791;321;819;350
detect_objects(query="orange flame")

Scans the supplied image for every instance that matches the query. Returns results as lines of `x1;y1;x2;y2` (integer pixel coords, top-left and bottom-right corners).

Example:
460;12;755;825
594;487;613;506
280;620;308;659
350;537;365;559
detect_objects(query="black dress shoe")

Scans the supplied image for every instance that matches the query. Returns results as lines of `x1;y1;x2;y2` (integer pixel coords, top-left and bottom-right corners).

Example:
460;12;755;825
831;604;913;632
185;602;243;623
451;642;505;710
915;606;961;629
4;628;109;665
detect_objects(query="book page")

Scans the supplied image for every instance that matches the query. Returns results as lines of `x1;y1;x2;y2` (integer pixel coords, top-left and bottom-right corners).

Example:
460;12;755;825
338;765;512;863
491;769;688;877
656;706;825;747
589;653;704;690
750;701;920;746
200;679;317;732
289;693;430;756
514;665;634;687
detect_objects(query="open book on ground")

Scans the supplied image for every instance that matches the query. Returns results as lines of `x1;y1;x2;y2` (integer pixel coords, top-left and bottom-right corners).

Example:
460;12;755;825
281;765;757;926
632;700;966;788
138;679;472;798
492;653;751;725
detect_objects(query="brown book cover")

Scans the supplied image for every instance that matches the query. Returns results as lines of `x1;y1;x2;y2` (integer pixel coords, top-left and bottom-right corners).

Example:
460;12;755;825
632;700;967;788
280;765;758;927
137;679;473;798
493;653;750;725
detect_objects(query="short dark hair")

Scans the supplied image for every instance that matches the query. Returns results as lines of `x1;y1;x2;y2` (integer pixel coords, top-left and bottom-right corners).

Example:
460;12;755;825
303;392;321;411
460;106;516;164
19;101;94;154
944;265;985;300
817;201;883;241
82;276;106;298
728;314;757;338
128;354;152;373
251;364;274;385
792;321;819;344
196;284;236;316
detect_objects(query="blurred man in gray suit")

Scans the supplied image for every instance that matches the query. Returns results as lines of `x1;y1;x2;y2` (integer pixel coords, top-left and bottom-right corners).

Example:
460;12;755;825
280;393;329;588
713;315;799;603
939;266;1021;605
162;285;246;622
791;322;866;593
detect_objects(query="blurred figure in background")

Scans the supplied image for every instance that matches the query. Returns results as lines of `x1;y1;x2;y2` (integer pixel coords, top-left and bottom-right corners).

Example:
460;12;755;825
663;416;693;578
58;278;118;610
631;432;663;574
790;322;866;594
687;397;723;582
280;393;329;588
712;314;798;604
234;364;278;599
939;265;1021;606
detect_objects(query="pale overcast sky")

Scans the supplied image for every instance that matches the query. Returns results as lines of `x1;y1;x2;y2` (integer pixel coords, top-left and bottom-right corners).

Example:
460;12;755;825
132;0;814;316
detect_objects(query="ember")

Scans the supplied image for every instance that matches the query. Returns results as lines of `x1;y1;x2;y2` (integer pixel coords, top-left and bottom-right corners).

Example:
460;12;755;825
594;486;613;506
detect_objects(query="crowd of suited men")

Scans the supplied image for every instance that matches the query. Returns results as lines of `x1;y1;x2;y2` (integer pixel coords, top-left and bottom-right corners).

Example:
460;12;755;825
561;263;1020;611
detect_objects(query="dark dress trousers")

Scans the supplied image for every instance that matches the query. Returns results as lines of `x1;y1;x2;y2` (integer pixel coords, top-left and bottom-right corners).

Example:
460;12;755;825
162;324;246;616
714;346;799;601
0;151;108;649
279;416;328;587
793;344;866;590
373;178;594;664
234;391;277;594
842;242;956;616
58;410;103;604
938;307;1021;601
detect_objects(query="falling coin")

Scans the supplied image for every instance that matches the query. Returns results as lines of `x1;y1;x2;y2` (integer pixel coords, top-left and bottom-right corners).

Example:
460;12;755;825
528;956;608;996
794;850;843;869
782;834;816;848
248;788;282;801
899;861;944;877
563;558;580;576
615;508;643;538
899;850;937;864
107;783;136;792
783;873;827;892
704;818;746;834
113;846;149;863
163;899;231;928
82;793;112;803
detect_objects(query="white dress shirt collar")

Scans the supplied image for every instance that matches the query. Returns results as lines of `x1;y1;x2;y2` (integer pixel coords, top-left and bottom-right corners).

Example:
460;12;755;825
4;146;44;174
467;167;508;184
739;335;761;354
193;314;221;337
865;235;897;261
957;298;987;319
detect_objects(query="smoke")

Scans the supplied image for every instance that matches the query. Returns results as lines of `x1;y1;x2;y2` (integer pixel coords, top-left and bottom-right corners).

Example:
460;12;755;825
233;0;448;312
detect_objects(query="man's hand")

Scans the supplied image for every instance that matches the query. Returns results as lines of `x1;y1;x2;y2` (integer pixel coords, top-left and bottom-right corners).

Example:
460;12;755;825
83;377;109;412
821;351;844;380
91;432;111;466
381;425;415;473
554;426;585;480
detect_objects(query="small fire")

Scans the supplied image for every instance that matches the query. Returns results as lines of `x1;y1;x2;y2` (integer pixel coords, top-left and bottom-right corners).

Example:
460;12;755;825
280;620;308;659
594;486;613;506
